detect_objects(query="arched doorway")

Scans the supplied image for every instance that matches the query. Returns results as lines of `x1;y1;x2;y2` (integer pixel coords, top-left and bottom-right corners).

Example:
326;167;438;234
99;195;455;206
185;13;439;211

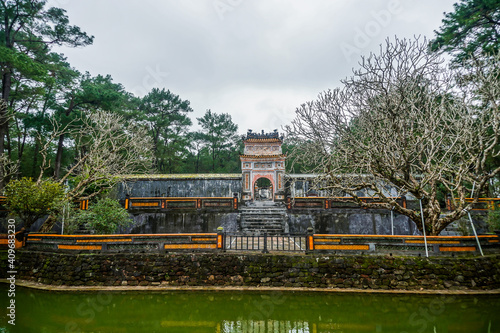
240;129;286;202
254;177;273;201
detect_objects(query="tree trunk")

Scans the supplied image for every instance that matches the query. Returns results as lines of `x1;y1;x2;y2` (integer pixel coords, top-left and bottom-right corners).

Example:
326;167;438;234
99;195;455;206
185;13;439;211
211;147;216;172
5;122;11;159
196;151;200;173
54;133;65;179
0;71;11;156
0;98;7;189
31;140;40;177
53;98;77;180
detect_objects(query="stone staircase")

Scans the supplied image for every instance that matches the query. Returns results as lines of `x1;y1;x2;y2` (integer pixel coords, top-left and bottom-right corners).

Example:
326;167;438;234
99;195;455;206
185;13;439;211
72;223;93;234
238;201;288;234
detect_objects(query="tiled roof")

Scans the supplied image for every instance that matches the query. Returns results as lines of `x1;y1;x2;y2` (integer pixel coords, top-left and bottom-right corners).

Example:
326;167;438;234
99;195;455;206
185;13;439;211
240;154;286;159
243;138;282;143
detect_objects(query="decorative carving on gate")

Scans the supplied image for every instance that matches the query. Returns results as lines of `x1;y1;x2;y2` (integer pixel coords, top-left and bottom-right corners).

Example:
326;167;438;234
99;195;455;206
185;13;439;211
240;129;286;202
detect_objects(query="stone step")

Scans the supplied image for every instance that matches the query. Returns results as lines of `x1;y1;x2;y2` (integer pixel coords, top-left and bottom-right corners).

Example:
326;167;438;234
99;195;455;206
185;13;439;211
240;210;286;215
241;229;284;235
241;219;284;223
240;218;285;223
241;223;284;228
241;223;284;230
241;225;284;230
240;210;286;214
240;206;287;210
239;211;287;215
238;205;288;234
241;215;285;221
240;214;286;218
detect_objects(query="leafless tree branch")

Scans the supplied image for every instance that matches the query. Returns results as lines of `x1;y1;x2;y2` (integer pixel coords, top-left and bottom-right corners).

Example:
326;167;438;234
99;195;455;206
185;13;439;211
287;37;500;235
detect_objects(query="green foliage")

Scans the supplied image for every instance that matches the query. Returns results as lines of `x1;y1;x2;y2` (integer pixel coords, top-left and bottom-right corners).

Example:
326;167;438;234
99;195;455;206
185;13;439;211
195;110;240;173
456;219;471;236
1;0;94;186
0;46;51;83
431;0;500;65
486;205;500;232
4;178;65;229
70;198;132;234
1;1;249;183
138;88;193;173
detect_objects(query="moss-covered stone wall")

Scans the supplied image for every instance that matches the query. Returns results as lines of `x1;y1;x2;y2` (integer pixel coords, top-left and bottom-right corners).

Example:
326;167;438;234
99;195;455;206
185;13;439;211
1;251;499;291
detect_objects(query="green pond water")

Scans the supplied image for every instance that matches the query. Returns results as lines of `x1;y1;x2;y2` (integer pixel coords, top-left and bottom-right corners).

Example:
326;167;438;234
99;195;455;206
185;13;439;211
0;284;499;333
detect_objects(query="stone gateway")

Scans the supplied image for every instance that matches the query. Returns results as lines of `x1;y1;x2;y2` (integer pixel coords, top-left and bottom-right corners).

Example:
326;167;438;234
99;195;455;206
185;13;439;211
240;129;286;202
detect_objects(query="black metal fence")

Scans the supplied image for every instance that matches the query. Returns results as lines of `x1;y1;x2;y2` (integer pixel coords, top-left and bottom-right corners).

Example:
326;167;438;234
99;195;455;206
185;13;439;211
224;233;306;253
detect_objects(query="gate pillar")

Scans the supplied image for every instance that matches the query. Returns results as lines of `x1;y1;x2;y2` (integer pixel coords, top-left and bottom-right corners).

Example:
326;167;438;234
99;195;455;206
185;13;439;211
240;129;286;202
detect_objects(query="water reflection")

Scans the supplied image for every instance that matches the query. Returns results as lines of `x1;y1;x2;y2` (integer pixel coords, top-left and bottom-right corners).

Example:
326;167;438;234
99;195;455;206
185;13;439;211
0;285;498;333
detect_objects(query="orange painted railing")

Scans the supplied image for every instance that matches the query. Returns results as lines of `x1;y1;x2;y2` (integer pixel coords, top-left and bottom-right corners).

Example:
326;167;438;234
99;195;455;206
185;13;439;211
0;230;25;249
446;198;500;211
0;195;7;211
26;233;223;252
308;234;499;255
125;196;238;210
288;197;406;210
22;232;500;256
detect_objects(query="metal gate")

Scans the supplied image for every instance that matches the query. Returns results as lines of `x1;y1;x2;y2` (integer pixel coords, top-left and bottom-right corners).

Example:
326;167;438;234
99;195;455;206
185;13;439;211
224;233;306;252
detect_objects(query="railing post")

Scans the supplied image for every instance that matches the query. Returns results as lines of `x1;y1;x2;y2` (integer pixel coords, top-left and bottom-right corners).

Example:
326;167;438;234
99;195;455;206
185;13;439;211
390;207;394;236
233;193;238;210
262;233;269;254
306;227;314;254
217;226;225;252
419;198;429;258
125;194;130;210
467;211;484;256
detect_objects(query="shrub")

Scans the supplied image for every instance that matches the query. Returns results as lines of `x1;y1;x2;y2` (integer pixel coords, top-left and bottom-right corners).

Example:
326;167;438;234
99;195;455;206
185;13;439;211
71;197;132;234
5;178;65;230
486;208;500;233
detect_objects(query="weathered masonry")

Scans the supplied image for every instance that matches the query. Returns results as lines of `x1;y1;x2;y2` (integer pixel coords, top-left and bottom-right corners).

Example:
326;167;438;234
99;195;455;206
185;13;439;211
109;129;491;235
114;174;240;234
117;174;242;200
3;249;500;290
21;233;500;256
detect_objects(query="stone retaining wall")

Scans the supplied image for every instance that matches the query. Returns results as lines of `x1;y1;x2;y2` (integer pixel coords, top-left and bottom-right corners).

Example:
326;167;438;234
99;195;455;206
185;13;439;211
126;211;239;233
117;176;242;200
287;208;488;235
2;250;499;291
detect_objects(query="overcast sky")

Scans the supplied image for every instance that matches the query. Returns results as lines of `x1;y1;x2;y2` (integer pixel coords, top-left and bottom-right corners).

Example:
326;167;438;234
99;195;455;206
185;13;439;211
49;0;457;134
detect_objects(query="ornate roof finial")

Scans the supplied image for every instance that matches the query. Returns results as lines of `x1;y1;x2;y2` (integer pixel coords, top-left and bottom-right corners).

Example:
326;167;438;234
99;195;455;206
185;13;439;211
242;129;284;141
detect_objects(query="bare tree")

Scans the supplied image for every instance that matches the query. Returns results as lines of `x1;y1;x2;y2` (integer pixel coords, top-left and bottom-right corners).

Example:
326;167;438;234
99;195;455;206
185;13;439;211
60;110;153;201
287;37;500;235
36;109;153;232
35;111;154;197
0;99;16;189
0;154;18;189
